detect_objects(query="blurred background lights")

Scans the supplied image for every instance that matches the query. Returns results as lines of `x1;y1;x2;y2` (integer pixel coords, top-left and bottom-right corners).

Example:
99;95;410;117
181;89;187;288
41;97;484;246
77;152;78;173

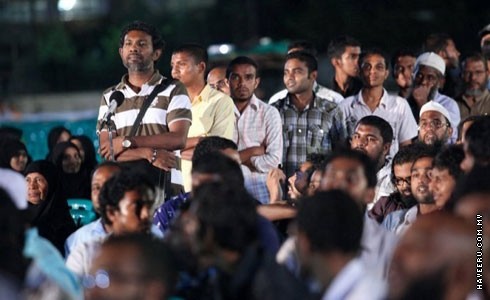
58;0;77;11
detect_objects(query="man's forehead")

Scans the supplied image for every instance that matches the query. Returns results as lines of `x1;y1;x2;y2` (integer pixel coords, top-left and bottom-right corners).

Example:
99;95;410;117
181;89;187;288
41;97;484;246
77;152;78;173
354;124;381;136
420;110;445;120
412;157;433;170
125;30;152;40
417;65;439;75
326;157;363;172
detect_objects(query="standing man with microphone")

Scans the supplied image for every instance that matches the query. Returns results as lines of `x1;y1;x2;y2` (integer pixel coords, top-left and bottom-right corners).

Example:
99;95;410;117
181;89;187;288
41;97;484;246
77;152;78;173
97;20;192;199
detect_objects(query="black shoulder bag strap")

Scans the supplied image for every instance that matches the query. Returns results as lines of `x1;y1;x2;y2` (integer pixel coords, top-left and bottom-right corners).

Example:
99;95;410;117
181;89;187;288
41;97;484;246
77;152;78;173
128;78;170;137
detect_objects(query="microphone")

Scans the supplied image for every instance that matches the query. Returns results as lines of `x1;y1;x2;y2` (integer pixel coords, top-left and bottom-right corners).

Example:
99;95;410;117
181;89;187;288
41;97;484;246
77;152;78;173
102;91;125;125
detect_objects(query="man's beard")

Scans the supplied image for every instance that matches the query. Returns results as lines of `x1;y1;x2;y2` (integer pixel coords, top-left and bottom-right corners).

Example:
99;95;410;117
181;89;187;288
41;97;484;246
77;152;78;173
464;81;487;97
124;59;153;73
428;85;438;100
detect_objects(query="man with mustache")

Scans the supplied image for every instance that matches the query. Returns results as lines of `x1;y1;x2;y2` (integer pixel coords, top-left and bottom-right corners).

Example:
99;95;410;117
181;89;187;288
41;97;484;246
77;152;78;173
97;21;192;199
383;145;439;235
455;53;490;120
350;116;395;206
228;56;283;203
272;51;346;179
340;48;418;159
171;43;235;192
407;52;460;143
418;101;454;146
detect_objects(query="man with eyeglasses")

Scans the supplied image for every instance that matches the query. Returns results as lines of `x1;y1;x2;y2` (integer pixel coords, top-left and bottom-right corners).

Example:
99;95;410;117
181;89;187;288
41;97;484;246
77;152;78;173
369;144;418;224
207;65;230;95
340;48;418;159
455;53;490;120
383;145;439;235
407;52;460;143
418;101;454;146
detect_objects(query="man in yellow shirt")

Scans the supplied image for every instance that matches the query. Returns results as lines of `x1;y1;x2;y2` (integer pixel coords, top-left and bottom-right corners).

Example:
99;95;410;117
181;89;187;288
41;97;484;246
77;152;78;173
171;44;236;191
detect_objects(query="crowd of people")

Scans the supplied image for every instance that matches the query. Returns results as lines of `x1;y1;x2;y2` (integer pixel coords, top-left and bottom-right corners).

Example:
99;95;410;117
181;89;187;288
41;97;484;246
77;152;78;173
0;20;490;299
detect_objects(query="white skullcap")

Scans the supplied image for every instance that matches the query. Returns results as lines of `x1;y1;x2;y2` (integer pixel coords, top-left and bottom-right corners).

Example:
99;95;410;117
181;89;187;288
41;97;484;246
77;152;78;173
415;52;446;75
420;101;452;127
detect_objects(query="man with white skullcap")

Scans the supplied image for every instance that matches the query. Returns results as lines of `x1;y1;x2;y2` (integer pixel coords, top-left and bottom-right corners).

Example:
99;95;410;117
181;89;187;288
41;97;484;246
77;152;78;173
418;101;453;146
407;52;461;143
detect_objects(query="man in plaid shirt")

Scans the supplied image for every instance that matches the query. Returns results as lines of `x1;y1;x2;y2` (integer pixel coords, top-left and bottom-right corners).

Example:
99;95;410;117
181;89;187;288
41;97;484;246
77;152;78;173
272;51;347;179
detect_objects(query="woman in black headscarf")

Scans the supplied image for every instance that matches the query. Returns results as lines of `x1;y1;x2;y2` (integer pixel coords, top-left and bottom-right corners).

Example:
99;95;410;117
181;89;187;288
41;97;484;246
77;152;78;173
70;135;97;174
25;160;76;255
0;138;29;173
51;142;91;201
45;126;71;161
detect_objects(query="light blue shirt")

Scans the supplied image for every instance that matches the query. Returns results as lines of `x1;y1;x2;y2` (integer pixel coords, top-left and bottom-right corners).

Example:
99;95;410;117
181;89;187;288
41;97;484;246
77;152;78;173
64;218;107;258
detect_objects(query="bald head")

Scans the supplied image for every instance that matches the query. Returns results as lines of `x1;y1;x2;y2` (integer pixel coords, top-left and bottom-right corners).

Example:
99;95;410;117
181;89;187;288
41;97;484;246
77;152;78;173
207;66;230;95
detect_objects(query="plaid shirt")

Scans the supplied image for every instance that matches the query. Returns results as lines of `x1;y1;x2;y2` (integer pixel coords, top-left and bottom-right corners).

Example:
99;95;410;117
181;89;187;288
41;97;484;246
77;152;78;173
235;94;283;173
272;94;347;179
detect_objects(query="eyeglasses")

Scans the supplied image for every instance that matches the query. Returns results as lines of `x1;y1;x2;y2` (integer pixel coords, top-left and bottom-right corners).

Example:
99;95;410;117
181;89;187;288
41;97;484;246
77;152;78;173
419;119;449;130
394;176;411;186
209;79;226;90
462;70;486;78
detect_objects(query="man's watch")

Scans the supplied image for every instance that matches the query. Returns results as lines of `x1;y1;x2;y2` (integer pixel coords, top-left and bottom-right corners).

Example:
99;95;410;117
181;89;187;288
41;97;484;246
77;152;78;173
122;138;133;149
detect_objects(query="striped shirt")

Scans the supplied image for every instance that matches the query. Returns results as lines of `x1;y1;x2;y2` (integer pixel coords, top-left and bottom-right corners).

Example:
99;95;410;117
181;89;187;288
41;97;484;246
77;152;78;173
96;71;192;189
272;93;347;179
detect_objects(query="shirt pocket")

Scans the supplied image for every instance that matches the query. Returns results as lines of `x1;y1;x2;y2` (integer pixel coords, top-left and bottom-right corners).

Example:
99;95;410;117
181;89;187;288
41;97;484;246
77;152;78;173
307;124;325;153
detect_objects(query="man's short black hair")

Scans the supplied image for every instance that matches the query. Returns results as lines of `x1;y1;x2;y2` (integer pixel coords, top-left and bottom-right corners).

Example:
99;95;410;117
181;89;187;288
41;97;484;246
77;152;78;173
324;148;377;188
297;190;363;254
355;115;393;145
119;20;165;52
465;116;490;165
327;35;361;60
286;51;318;73
423;33;452;53
391;48;417;74
391;144;422;184
102;234;178;296
360;47;390;70
462;52;488;71
90;161;121;178
192;136;237;163
192;182;258;253
226;56;259;78
433;145;465;180
411;142;440;162
192;152;244;189
287;40;317;57
99;171;155;225
172;43;208;65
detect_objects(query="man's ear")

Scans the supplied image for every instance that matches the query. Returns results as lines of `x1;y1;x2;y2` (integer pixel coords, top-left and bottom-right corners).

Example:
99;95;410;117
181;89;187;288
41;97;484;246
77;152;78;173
106;206;118;224
310;70;318;81
254;77;261;90
152;49;162;62
383;142;392;157
119;48;124;61
447;126;453;137
331;57;340;68
197;61;206;74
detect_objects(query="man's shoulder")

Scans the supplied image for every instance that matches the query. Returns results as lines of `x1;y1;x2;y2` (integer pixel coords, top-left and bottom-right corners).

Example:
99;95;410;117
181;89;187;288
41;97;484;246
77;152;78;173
316;84;344;103
205;85;234;105
269;89;288;104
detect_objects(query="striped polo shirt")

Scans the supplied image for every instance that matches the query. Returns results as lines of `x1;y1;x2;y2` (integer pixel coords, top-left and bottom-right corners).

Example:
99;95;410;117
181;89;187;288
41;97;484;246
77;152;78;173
96;71;192;189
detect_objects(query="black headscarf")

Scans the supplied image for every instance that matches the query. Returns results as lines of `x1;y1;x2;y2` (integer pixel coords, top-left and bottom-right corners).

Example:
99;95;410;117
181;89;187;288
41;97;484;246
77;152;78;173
45;126;71;161
24;160;76;255
0;138;28;171
70;135;97;174
51;141;91;200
